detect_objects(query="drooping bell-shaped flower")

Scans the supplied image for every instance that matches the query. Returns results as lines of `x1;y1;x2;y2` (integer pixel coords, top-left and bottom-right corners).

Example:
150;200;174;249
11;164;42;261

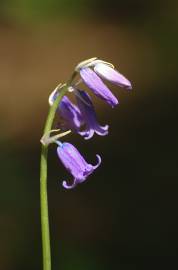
80;67;119;108
94;63;132;90
57;142;101;189
49;87;108;140
76;89;109;140
76;58;132;107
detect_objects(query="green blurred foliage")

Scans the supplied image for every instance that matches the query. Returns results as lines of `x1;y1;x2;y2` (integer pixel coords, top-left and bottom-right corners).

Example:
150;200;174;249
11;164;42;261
1;0;89;22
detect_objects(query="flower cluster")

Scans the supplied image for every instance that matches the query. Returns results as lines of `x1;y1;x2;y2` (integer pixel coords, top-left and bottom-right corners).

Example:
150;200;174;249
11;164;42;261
48;58;132;189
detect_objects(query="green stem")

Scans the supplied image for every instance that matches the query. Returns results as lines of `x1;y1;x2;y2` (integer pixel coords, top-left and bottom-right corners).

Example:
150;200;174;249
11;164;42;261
40;84;68;270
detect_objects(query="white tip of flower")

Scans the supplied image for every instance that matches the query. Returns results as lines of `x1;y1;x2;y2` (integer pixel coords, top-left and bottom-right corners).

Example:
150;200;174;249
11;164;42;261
48;83;62;106
68;86;75;92
91;59;115;69
75;57;98;71
75;57;115;72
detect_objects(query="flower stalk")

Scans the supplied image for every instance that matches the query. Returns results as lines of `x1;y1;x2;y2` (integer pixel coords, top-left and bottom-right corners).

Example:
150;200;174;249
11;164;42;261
40;83;69;270
39;57;132;270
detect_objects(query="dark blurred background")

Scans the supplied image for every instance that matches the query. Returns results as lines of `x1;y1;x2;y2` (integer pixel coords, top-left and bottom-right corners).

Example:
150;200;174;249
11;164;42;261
0;1;178;269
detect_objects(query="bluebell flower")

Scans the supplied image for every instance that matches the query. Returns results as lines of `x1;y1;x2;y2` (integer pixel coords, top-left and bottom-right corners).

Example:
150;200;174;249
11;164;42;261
76;89;108;140
76;58;132;107
57;142;101;189
49;87;108;140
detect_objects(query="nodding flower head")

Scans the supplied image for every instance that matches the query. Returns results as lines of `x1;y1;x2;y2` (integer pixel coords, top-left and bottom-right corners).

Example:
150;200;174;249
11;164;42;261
49;87;108;140
57;142;101;189
45;58;132;191
76;89;109;140
75;58;132;107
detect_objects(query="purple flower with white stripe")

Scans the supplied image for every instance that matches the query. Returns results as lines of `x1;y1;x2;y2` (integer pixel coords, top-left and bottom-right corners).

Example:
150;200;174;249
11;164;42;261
76;90;108;140
57;142;101;189
76;58;132;107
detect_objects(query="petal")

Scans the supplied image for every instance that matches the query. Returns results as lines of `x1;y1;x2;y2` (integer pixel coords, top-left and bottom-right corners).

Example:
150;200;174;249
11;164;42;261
49;93;83;131
62;178;77;189
59;96;83;131
94;124;109;136
81;125;108;140
78;130;90;137
94;63;132;90
76;90;109;139
92;155;102;169
57;143;87;176
80;67;119;107
82;129;95;140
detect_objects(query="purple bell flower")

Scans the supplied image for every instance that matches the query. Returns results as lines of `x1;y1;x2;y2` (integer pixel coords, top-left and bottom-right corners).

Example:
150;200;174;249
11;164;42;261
76;90;109;140
94;63;132;90
77;58;132;107
49;87;108;140
80;67;119;108
57;142;101;189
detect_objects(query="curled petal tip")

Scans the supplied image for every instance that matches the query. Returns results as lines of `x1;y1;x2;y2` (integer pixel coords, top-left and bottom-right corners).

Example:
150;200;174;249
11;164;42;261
96;127;109;137
103;124;109;131
62;179;77;189
93;154;101;169
78;130;94;140
83;130;95;140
